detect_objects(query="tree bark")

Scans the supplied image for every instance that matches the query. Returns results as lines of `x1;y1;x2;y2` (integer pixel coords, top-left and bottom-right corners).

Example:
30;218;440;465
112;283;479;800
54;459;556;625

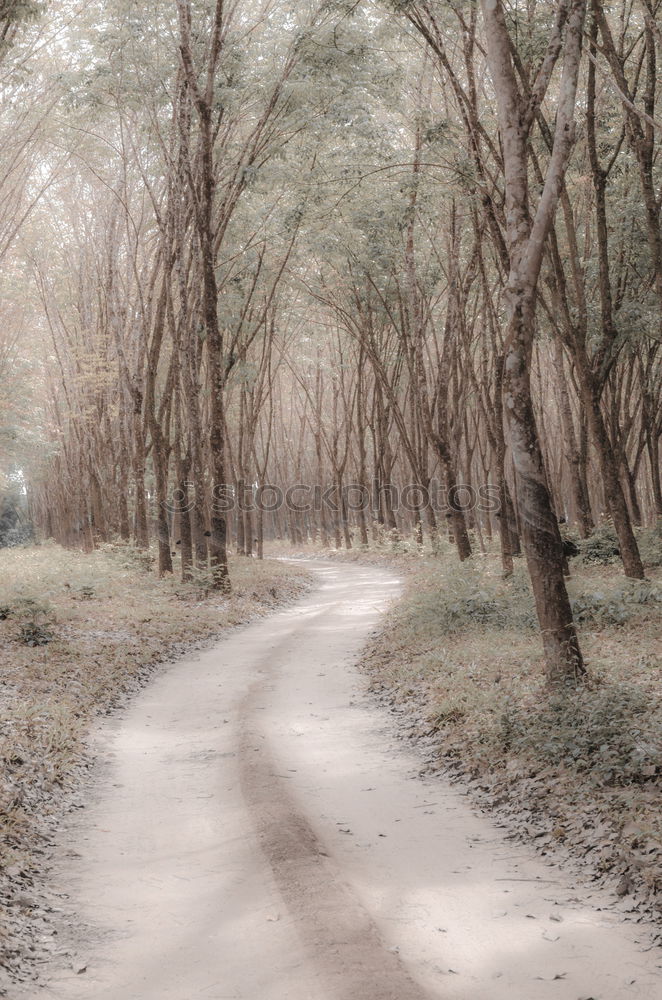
481;0;586;681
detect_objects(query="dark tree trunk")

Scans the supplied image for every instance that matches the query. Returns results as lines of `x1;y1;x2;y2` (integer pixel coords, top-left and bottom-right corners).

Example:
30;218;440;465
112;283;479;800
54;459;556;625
579;373;645;578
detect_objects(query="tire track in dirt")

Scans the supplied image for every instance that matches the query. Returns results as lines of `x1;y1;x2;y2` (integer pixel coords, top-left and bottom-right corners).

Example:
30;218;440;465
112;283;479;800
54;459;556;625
239;676;432;1000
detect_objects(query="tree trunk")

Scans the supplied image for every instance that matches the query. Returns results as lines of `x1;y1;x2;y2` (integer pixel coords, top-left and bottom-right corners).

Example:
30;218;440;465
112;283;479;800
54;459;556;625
553;339;594;537
578;373;645;577
132;400;149;549
481;0;587;682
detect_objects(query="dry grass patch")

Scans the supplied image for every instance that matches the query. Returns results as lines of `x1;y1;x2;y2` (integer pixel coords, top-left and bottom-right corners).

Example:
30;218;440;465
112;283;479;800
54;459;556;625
362;551;662;927
0;542;312;986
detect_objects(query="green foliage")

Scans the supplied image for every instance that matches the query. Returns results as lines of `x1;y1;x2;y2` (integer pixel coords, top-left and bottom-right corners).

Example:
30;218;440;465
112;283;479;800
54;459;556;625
576;523;662;571
429;695;467;727
576;524;621;565
11;595;55;646
11;594;50;616
0;0;41;64
570;580;662;628
17;619;54;646
0;0;41;30
100;540;154;573
637;522;662;568
0;485;32;548
174;564;219;600
570;590;628;627
400;568;538;638
503;3;558;67
499;684;661;788
559;525;580;558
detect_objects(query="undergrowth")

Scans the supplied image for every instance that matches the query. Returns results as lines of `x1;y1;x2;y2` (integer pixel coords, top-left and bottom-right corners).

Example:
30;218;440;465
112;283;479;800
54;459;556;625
573;520;662;568
362;551;662;917
498;683;661;787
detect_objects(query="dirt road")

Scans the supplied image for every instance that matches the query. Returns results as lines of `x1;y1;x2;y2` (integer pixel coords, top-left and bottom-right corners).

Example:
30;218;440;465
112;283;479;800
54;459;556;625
21;562;661;999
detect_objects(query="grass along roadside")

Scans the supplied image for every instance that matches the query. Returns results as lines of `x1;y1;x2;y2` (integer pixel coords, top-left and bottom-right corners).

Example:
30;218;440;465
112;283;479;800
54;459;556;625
0;542;313;990
352;540;662;931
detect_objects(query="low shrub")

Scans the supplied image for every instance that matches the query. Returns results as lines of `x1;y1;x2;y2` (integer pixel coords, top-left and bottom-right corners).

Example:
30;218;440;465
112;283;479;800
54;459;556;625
576;524;621;565
180;564;222;599
570;580;662;628
10;596;56;647
428;578;537;635
637;522;662;568
498;683;661;787
17;621;55;647
560;526;581;558
100;540;154;572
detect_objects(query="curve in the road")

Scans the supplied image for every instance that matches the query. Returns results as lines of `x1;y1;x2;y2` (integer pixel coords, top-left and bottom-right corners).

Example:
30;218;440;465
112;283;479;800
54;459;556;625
18;561;662;1000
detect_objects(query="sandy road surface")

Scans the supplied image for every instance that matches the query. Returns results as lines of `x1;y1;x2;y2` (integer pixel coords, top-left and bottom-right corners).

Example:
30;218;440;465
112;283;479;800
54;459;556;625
20;562;662;999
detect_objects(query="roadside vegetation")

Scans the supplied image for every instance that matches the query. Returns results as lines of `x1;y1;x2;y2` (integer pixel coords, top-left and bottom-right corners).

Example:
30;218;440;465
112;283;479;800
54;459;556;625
322;532;662;926
0;542;312;986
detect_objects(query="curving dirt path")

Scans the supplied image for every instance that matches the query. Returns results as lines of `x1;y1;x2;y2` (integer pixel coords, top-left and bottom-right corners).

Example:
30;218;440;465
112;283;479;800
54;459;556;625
20;562;662;999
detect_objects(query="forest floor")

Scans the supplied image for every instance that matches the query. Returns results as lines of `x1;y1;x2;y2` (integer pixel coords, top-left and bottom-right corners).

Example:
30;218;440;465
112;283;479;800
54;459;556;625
0;541;313;990
296;537;662;934
6;559;662;1000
